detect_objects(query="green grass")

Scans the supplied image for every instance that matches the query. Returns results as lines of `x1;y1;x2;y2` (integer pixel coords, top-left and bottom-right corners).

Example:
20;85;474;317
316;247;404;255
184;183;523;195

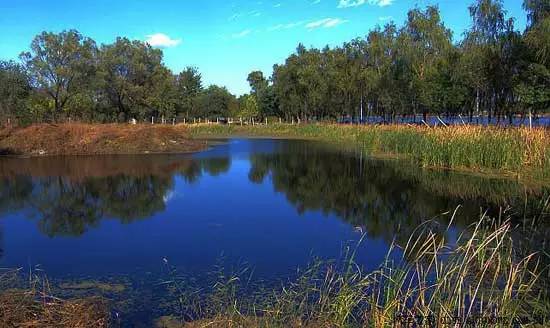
189;123;550;178
2;203;548;327
160;206;549;327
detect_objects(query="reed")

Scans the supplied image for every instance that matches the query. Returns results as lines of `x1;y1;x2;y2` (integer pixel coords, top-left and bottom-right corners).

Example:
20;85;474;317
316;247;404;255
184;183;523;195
161;206;549;327
1;206;548;327
190;123;550;177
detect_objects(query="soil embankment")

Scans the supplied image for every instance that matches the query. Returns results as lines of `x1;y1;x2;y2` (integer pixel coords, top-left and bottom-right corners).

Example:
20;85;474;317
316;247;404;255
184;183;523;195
0;123;206;156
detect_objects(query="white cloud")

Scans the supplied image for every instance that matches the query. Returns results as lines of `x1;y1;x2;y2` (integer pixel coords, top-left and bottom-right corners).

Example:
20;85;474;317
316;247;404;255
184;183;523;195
229;13;242;21
306;18;348;29
268;21;305;31
232;29;252;38
338;0;393;8
145;33;182;48
379;15;393;21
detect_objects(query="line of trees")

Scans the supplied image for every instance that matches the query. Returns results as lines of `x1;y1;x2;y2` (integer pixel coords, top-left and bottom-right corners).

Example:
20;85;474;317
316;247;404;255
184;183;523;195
0;32;239;124
0;0;548;125
252;0;550;124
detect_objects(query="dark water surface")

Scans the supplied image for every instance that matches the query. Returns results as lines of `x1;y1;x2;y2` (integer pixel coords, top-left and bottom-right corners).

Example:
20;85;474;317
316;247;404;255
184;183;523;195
0;139;548;324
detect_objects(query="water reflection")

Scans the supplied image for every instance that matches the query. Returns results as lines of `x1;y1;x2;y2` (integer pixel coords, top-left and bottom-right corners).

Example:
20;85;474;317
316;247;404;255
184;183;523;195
0;139;548;326
0;141;547;241
0;155;234;238
248;141;549;245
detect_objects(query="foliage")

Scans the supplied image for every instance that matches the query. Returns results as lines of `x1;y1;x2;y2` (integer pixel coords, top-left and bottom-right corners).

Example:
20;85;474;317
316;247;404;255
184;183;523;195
0;1;548;124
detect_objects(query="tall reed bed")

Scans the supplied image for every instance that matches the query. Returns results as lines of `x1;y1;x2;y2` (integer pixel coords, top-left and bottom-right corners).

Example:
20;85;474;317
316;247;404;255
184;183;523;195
190;123;550;176
162;209;548;327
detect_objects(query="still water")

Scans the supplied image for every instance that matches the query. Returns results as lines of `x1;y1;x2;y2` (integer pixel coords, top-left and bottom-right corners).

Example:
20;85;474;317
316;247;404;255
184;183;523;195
0;139;547;324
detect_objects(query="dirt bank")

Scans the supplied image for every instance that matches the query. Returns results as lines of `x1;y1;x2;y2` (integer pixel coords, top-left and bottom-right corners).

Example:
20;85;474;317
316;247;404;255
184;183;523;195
0;123;206;156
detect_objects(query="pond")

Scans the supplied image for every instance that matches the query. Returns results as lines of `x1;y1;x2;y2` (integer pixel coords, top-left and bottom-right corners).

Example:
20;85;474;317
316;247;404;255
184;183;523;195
0;138;548;326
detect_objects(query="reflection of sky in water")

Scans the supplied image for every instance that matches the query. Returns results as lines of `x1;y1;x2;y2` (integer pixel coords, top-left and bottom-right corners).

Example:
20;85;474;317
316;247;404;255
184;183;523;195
0;139;545;283
0;140;386;280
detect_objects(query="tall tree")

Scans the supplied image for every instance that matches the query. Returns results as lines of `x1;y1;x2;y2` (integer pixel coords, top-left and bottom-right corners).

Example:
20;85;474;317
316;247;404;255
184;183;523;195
0;61;31;122
98;37;173;121
175;67;203;119
20;30;97;121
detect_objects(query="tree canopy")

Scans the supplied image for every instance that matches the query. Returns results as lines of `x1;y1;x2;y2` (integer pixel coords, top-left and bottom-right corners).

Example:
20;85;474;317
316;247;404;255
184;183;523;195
0;0;548;125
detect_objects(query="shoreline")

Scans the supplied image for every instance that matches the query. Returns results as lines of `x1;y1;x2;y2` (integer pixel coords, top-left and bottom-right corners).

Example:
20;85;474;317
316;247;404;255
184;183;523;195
1;123;549;184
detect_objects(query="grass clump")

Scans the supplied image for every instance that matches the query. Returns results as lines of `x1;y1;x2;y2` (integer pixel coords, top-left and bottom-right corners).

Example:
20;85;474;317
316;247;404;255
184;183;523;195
0;269;110;327
162;207;548;327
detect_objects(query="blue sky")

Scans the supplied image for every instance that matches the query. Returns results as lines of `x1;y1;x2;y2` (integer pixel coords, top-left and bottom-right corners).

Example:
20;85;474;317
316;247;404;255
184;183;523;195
0;0;527;95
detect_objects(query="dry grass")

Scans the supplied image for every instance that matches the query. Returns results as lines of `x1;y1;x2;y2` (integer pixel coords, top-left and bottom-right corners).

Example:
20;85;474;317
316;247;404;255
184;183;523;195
0;291;109;328
0;123;207;156
0;269;110;328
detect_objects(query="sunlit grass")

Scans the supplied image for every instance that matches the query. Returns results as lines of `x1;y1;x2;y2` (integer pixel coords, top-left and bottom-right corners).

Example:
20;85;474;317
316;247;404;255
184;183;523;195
157;205;549;327
1;204;548;327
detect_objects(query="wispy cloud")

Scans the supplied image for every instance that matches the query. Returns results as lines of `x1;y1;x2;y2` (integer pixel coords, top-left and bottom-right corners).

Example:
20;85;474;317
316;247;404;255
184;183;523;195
229;10;262;20
379;15;393;21
232;29;252;38
305;18;348;29
145;33;181;48
268;21;306;31
312;0;321;4
228;13;242;21
338;0;394;8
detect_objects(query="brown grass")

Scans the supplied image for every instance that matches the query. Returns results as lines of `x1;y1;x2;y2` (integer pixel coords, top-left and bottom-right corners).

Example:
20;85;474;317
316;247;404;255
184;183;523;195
0;123;207;156
0;290;109;328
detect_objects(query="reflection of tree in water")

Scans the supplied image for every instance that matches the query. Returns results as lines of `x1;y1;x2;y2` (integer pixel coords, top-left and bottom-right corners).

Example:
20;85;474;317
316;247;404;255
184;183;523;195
202;158;231;177
0;155;233;238
31;177;104;237
0;176;33;214
248;141;549;244
0;227;3;260
91;175;174;223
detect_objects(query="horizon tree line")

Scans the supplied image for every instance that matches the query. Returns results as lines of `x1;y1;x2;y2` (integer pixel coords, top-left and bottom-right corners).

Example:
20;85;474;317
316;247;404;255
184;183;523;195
0;0;548;125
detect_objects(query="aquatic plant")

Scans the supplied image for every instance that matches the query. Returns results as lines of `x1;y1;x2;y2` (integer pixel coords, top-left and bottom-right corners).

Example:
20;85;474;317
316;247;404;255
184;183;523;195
159;206;549;327
190;123;550;178
1;203;548;327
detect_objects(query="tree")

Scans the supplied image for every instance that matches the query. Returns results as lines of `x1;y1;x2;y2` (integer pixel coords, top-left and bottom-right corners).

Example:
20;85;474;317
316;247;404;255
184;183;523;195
175;67;203;118
240;94;260;120
196;85;237;119
20;30;97;121
98;37;175;121
247;71;277;118
0;61;31;122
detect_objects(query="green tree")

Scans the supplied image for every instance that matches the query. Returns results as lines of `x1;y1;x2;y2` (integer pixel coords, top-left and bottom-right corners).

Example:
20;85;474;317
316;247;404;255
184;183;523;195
98;37;174;121
196;85;237;119
240;94;260;120
175;67;203;119
0;61;31;123
20;30;97;121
